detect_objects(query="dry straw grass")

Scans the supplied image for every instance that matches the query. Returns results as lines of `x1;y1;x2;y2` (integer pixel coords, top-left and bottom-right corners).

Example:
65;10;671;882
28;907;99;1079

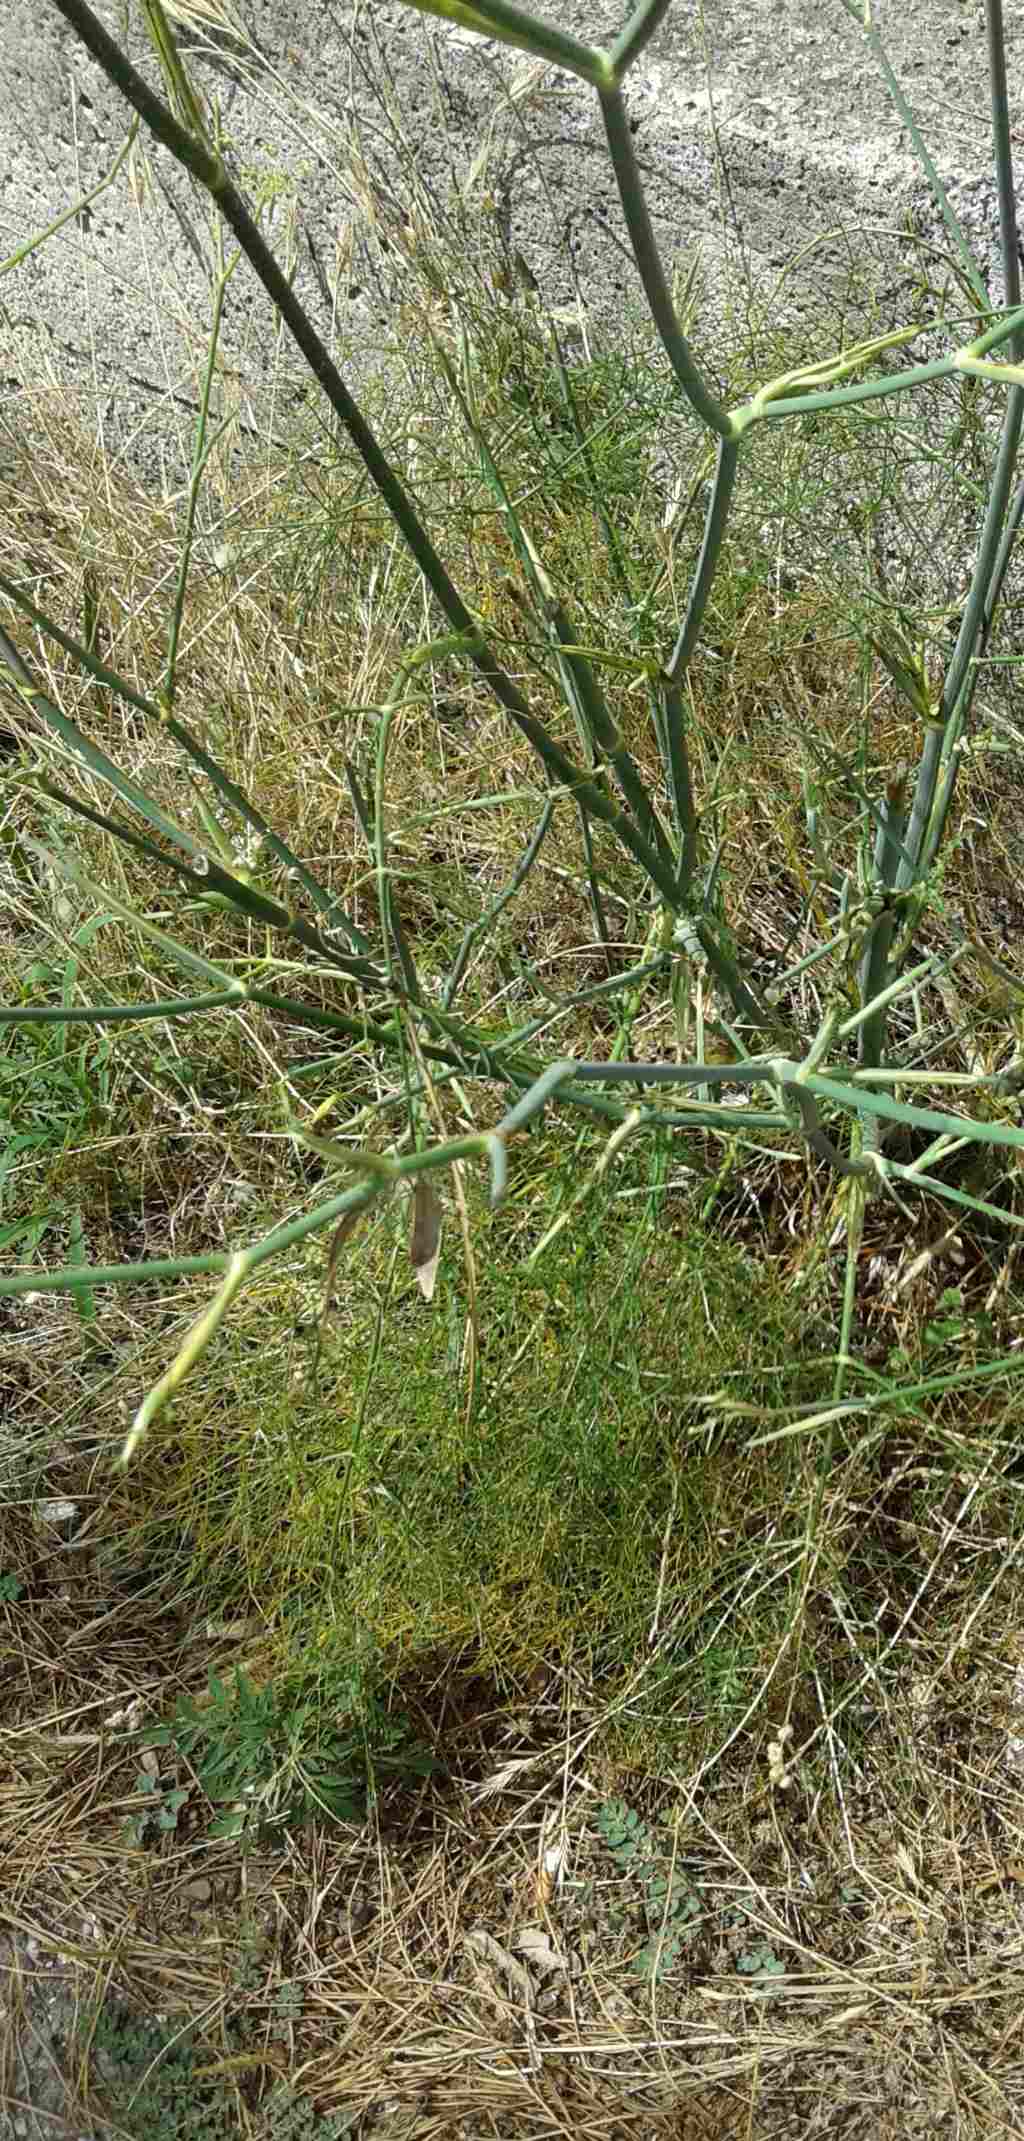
4;11;1024;2137
5;1533;1024;2139
4;1225;1024;2136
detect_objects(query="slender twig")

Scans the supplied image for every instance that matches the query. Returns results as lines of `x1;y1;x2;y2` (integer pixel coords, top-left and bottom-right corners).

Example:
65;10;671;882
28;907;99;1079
856;774;907;1104
163;246;240;709
0;579;374;952
444;800;555;1009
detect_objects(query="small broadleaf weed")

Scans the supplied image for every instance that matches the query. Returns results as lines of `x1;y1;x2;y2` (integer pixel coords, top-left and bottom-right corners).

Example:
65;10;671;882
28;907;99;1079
595;1797;702;1983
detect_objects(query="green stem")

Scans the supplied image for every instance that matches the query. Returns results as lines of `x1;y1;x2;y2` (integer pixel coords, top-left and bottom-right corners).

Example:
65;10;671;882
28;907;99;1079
545;592;675;867
436;332;676;873
665;437;739;684
244;989;787;1133
0;991;241;1026
731;309;1024;428
987;1;1021;329
384;0;609;85
856;785;906;1089
835;0;990;314
443;800;555;1009
659;680;700;896
34;770;386;988
938;0;1023;728
0;117;140;275
888;1;1024;954
599;86;733;438
119;1124;503;1459
610;0;675;79
493;1056;1024;1160
163;251;239;709
895;726;944;894
941;398;1024;727
0;576;373;954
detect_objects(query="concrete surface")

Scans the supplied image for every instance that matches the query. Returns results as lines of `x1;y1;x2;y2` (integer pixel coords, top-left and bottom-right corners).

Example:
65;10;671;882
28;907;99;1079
2;1;1022;489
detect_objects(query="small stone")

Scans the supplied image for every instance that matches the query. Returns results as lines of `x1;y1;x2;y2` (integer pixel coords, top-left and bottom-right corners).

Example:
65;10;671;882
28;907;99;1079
36;1499;79;1531
182;1877;214;1905
223;1179;259;1209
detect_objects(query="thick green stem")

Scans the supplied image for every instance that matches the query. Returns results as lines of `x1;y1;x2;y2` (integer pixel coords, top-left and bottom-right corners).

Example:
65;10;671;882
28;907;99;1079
599;86;733;439
987;0;1022;329
731;313;1024;428
0;991;241;1025
939;0;1023;730
890;1;1024;935
896;725;944;893
610;0;675;79
435;331;677;874
545;592;676;868
666;437;739;684
494;1056;1024;1161
381;0;609;84
941;414;1024;733
659;680;700;896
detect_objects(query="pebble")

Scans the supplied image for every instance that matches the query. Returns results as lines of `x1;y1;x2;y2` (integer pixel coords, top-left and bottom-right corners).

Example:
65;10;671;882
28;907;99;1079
182;1877;214;1904
35;1500;79;1530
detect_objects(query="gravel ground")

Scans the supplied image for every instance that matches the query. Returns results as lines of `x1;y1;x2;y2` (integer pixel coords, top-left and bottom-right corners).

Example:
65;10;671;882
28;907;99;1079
1;1935;91;2141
